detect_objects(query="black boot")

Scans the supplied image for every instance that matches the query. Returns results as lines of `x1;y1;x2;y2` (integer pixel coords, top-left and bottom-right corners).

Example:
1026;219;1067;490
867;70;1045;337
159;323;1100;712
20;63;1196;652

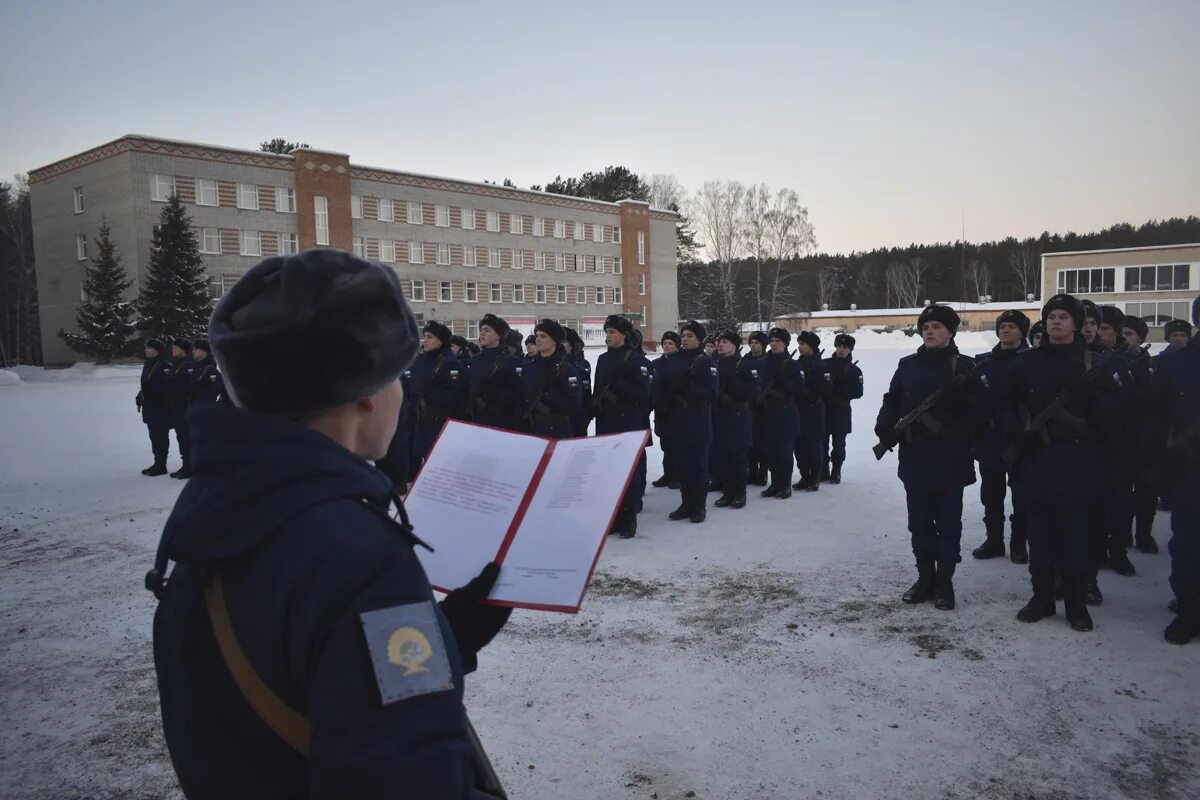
689;489;707;524
803;469;820;492
142;460;167;476
760;471;781;498
1009;537;1028;564
1164;591;1199;645
1064;577;1094;632
1017;569;1057;622
1136;534;1159;554
730;493;746;509
609;508;627;536
170;461;192;479
820;461;831;482
829;463;842;485
706;479;723;493
934;562;956;610
651;474;672;488
749;465;768;487
902;559;937;604
775;478;793;499
972;519;1006;559
1085;573;1103;606
1168;597;1179;614
668;488;691;521
619;512;639;540
1107;546;1135;576
714;492;734;508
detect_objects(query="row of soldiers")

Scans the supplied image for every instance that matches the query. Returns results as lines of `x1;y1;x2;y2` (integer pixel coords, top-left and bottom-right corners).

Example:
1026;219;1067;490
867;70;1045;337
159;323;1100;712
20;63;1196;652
136;336;226;478
874;294;1199;644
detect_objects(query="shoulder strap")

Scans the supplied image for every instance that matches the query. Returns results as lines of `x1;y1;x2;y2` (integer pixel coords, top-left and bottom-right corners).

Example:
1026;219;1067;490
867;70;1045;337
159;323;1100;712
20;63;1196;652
205;571;312;755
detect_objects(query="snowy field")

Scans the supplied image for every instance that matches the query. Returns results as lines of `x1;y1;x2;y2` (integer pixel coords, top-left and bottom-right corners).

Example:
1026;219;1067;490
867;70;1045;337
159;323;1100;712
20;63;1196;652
1;333;1197;800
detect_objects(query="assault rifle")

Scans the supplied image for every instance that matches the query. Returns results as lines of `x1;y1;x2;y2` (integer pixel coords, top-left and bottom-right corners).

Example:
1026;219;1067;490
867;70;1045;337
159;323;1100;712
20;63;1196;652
1000;359;1100;468
872;360;981;460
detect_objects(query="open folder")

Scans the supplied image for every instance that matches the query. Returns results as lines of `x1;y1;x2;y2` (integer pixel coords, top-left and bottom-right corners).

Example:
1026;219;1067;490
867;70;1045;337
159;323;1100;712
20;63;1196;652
404;420;650;613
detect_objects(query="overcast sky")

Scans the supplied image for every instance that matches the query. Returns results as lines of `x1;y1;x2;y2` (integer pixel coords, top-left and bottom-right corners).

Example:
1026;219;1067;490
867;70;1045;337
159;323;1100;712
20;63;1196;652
2;0;1197;254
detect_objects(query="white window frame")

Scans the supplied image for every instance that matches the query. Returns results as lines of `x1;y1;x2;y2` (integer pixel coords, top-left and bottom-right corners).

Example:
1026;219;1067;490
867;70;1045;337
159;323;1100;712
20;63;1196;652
239;230;262;257
461;207;476;230
486;210;501;232
351;194;363;219
553;219;565;239
467;319;480;339
408;241;424;264
533;217;545;237
509;213;522;234
201;228;221;255
439;281;452;302
151;174;175;202
575;254;586;273
314;196;329;245
437;243;451;265
276;187;296;213
555;253;566;272
556;285;567;304
353;236;364;257
377;197;394;223
410;280;425;302
489;283;501;303
465;281;478;303
614;287;623;305
638;273;646;295
381;239;397;263
612;226;621;244
573;221;585;240
613;256;622;275
237;183;259;210
592;223;602;243
512;249;524;269
513;283;525;303
73;186;84;214
279;232;299;256
1122;264;1190;293
536;284;547;304
488;248;501;268
598;287;608;304
196;178;218;207
407;201;423;224
463;244;477;267
534;251;545;271
1055;266;1115;295
575;285;585;304
637;231;645;265
76;233;87;261
435;204;450;227
207;275;224;301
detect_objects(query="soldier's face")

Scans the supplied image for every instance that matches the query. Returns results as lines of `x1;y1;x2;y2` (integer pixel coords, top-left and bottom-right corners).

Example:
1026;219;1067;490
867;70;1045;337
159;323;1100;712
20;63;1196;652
1098;323;1119;348
526;343;537;354
535;331;556;355
836;345;851;359
1120;328;1143;349
1031;332;1043;347
680;330;700;349
769;339;786;353
1046;310;1076;343
144;347;158;359
1082;317;1098;341
749;341;764;356
661;339;678;353
192;348;207;361
605;328;627;348
797;341;814;357
921;322;952;349
171;345;186;359
479;326;500;348
422;332;442;352
717;339;736;357
363;378;404;461
1168;331;1190;347
997;322;1023;347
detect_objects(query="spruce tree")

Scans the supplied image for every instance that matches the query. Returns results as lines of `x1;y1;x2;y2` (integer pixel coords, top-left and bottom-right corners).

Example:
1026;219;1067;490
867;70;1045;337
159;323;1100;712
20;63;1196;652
136;193;211;340
58;219;138;363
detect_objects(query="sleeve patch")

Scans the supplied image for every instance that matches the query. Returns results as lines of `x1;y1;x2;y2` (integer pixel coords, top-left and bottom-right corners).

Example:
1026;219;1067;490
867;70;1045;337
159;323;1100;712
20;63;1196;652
360;601;455;705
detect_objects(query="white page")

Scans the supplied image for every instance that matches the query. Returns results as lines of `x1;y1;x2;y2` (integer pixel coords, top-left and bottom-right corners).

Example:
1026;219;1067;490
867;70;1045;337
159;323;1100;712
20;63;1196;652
490;430;648;609
408;421;548;592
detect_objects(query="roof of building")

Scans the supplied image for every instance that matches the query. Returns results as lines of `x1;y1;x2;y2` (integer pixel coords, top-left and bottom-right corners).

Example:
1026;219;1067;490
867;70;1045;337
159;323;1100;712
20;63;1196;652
776;300;1043;320
1042;243;1200;258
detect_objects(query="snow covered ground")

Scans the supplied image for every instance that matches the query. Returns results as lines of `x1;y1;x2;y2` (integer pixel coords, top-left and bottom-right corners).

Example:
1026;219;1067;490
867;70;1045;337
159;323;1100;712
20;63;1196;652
1;336;1197;800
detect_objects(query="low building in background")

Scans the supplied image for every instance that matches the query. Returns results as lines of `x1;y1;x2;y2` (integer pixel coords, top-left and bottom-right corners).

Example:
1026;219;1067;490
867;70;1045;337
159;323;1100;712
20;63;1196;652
31;135;679;364
773;301;1043;334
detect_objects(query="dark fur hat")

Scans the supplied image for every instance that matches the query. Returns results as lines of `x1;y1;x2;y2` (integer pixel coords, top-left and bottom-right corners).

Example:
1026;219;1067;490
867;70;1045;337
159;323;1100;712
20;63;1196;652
1164;318;1192;340
917;304;960;334
681;320;707;341
797;331;821;352
535;318;566;344
834;333;856;351
1121;315;1148;343
748;330;770;348
660;330;681;347
449;334;469;351
768;327;791;346
564;327;584;353
1041;293;1085;332
716;329;742;346
1098;305;1125;331
1081;299;1102;325
191;336;210;353
1027;320;1045;346
504;329;524;352
525;334;537;346
479;313;510;339
209;249;419;416
145;337;165;354
171;337;192;351
604;314;634;337
423;320;452;347
995;309;1031;338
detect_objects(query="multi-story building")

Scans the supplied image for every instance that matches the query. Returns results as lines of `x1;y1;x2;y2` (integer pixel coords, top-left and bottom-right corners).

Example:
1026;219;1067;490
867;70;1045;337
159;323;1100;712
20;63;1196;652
1041;243;1199;333
30;135;679;364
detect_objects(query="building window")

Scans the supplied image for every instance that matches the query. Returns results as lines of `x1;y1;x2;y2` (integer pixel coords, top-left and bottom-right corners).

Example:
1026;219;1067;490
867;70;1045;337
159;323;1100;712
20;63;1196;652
461;207;475;230
463;245;477;267
613;256;622;275
488;248;501;268
465;281;478;303
513;283;525;303
486;210;500;232
592;223;602;243
413;312;425;324
73;187;84;214
201;228;221;255
276;187;296;213
638;273;646;295
351;195;363;219
436;204;450;227
374;198;392;223
76;233;87;260
151;174;175;202
613;227;621;244
554;219;565;239
509;213;523;234
196;178;218;207
467;319;480;339
207;275;224;301
512;249;524;269
533;217;545;237
407;201;422;224
437;244;451;265
280;232;299;255
576;255;587;273
554;253;565;272
640;304;647;323
536;284;547;304
353;236;364;257
409;241;424;264
1126;300;1192;327
637;231;645;265
556;285;567;304
381;240;396;262
1124;264;1189;292
614;287;623;305
239;230;262;257
575;285;585;304
410;280;425;302
1056;267;1114;294
574;221;585;241
533;251;545;271
314;196;329;245
439;281;452;302
238;183;259;210
489;283;501;303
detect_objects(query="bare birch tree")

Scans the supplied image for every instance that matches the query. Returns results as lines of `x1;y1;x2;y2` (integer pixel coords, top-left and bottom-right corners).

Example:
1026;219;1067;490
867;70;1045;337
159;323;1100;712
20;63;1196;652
967;259;992;301
763;188;816;323
1008;241;1040;300
815;265;845;310
690;180;746;333
886;257;928;308
741;184;771;328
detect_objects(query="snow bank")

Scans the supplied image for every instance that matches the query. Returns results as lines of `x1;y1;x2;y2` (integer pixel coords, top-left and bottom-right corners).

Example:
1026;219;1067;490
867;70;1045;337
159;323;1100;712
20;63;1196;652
10;363;140;382
0;369;21;386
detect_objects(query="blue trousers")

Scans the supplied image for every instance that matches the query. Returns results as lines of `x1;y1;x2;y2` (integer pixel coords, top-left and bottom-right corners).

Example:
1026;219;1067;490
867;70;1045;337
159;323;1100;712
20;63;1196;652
621;452;647;514
1027;502;1089;579
905;488;964;564
714;446;750;493
825;432;847;468
1169;472;1200;594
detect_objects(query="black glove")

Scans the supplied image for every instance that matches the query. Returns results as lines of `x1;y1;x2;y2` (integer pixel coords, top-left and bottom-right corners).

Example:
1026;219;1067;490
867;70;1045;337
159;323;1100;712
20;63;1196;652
136;394;143;412
439;562;512;661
